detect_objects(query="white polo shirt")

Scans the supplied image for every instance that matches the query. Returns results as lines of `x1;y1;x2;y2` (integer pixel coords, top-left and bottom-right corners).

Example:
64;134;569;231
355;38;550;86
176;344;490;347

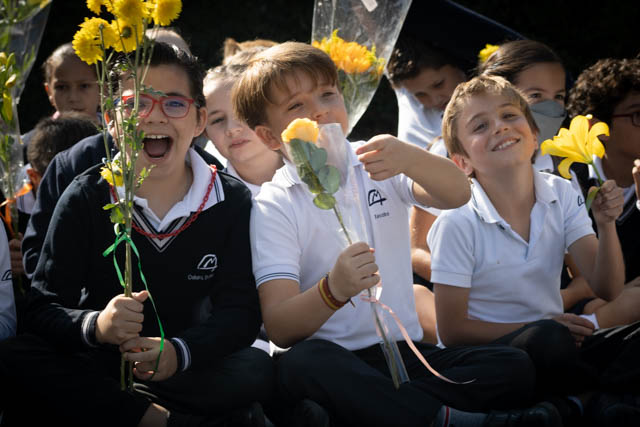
428;168;595;323
395;87;442;150
251;139;425;350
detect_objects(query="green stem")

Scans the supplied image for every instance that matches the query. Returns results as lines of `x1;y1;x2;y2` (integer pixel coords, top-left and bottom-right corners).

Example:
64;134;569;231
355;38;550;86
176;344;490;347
332;206;352;245
591;161;604;186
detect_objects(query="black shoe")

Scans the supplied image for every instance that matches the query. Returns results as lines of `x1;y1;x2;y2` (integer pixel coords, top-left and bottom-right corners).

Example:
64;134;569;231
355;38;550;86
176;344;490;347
483;401;563;427
587;393;640;427
284;399;330;427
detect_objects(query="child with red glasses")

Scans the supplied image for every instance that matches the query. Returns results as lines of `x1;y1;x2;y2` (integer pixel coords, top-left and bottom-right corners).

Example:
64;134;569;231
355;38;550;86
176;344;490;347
0;42;274;427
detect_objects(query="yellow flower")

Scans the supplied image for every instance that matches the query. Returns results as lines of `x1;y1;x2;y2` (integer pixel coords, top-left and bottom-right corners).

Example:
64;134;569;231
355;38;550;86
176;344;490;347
86;0;103;14
313;30;380;75
281;118;320;144
111;18;144;53
540;115;609;179
478;44;499;63
100;164;124;187
73;17;115;65
112;0;147;25
149;0;182;26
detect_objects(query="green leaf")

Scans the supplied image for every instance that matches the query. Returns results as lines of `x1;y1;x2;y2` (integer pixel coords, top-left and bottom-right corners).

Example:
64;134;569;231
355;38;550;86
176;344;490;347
313;193;336;210
298;165;324;194
309;146;328;172
110;207;125;224
317;165;340;194
102;203;117;210
585;186;600;212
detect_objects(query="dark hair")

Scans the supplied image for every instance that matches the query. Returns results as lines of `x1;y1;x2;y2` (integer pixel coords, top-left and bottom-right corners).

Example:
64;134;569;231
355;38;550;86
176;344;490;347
387;35;464;85
41;42;86;83
111;41;205;108
27;113;99;174
568;58;640;124
478;40;564;85
233;41;338;129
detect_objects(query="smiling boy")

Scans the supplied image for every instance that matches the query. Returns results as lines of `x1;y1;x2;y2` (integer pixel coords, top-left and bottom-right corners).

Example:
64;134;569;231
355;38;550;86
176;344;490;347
233;42;563;427
429;75;632;423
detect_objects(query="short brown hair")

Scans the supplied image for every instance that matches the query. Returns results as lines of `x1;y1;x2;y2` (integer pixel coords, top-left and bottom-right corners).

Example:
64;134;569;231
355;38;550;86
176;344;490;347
442;75;538;158
232;41;338;129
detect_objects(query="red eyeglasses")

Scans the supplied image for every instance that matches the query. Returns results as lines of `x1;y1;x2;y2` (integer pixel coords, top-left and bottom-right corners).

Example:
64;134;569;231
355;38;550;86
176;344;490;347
121;93;195;118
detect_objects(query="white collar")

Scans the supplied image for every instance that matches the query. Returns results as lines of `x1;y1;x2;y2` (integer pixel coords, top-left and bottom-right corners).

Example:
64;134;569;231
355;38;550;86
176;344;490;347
470;167;557;225
112;148;224;230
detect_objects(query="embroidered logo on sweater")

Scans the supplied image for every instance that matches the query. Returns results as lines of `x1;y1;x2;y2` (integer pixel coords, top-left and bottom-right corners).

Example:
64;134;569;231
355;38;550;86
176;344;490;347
197;254;218;271
1;269;11;281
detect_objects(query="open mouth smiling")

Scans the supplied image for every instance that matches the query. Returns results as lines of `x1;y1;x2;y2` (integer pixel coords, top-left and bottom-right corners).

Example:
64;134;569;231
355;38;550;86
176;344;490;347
492;137;520;151
143;134;173;159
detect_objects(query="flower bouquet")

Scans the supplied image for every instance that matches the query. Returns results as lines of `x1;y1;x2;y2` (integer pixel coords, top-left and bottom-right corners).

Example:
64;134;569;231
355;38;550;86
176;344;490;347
0;0;51;239
311;0;412;135
72;0;182;391
541;114;609;211
281;118;410;388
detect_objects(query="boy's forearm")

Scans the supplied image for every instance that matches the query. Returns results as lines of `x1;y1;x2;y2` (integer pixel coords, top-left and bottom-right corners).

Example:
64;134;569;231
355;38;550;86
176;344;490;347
260;279;339;348
439;317;526;347
407;147;470;209
591;222;625;300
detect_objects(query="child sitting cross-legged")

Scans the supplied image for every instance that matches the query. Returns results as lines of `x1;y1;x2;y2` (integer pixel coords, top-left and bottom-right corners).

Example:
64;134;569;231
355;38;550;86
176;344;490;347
429;75;638;425
233;41;562;427
0;42;274;427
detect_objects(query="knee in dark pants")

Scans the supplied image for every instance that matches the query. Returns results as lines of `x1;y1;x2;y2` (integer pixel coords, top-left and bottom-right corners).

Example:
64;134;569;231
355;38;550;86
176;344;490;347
234;347;277;401
513;319;577;370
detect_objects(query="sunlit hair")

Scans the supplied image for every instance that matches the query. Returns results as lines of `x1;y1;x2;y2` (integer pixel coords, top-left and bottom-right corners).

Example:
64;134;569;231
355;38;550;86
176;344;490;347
222;37;278;65
204;49;261;89
442;75;539;158
478;40;564;85
232;41;338;129
41;42;87;83
568;58;640;125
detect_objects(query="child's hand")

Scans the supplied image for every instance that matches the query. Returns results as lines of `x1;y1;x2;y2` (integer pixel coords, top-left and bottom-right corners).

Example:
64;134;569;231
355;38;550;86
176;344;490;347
355;134;414;181
8;233;23;276
95;290;148;345
591;180;624;225
121;336;177;381
329;242;380;301
633;159;640;201
553;313;595;346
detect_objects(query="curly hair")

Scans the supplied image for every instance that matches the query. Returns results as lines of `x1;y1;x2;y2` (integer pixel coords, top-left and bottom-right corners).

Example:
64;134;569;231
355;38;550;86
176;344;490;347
567;58;640;124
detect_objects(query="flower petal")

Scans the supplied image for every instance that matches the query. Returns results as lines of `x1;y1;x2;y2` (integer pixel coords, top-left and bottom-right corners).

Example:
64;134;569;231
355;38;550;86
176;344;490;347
557;158;575;180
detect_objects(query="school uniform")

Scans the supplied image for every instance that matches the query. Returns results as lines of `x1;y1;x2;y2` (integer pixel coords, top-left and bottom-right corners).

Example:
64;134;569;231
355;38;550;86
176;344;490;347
21;133;224;278
252;138;536;426
395;87;442;151
429;167;640;396
0;149;274;426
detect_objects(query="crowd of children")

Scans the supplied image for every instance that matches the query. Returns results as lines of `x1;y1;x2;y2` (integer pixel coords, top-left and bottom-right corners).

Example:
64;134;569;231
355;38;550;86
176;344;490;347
0;5;638;427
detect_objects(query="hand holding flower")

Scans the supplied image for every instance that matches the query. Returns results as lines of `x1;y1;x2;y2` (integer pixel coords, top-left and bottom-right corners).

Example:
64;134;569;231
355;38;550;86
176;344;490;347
121;337;177;381
329;242;380;302
590;180;624;226
96;291;148;345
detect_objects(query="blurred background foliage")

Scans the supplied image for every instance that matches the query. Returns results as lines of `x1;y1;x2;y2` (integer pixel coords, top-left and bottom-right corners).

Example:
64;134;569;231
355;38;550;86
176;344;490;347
18;0;639;142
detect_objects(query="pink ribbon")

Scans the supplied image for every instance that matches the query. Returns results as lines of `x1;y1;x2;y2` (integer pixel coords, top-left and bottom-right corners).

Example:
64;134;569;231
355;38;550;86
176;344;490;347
360;294;474;385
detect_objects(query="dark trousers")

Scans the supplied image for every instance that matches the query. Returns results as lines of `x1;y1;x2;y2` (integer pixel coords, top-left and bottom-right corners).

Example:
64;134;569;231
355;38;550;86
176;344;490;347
276;339;535;427
0;333;275;427
492;319;640;397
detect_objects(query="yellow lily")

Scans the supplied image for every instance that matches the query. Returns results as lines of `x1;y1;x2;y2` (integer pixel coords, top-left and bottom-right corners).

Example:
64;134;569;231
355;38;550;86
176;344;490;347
478;43;499;63
540;114;609;180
